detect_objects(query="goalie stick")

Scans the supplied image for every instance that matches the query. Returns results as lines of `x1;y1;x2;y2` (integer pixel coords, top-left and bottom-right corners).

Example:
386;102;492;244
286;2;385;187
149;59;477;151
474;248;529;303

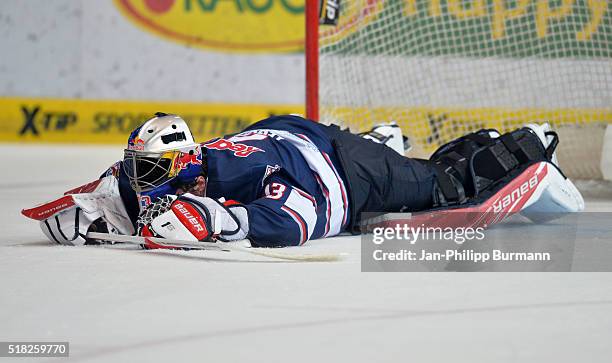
87;232;342;262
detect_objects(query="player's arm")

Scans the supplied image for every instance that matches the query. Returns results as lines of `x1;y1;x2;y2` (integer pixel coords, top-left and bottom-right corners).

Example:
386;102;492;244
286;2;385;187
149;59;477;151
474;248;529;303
243;177;317;247
138;176;317;248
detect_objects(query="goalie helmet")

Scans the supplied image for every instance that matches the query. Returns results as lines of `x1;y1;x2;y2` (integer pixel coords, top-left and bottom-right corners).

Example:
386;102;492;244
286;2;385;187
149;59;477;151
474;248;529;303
123;113;204;199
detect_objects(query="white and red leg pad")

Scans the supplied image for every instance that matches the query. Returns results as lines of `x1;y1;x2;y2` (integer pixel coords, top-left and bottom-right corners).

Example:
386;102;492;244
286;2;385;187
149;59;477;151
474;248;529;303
518;163;584;222
363;161;584;231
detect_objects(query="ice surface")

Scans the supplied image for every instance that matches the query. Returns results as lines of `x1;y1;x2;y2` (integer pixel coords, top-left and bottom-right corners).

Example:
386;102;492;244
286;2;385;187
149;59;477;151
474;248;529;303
2;144;612;363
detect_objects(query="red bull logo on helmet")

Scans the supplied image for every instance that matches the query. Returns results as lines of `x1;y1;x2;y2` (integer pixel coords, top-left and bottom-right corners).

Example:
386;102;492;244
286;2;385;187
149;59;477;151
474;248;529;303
127;125;146;150
128;136;146;151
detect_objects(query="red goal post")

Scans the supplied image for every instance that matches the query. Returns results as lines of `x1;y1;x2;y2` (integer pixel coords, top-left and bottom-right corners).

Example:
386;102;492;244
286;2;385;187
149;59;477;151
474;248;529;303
305;0;320;122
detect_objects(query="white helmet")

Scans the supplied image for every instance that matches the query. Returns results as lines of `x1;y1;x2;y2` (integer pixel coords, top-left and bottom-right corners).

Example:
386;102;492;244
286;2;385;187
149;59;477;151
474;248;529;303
123;113;200;192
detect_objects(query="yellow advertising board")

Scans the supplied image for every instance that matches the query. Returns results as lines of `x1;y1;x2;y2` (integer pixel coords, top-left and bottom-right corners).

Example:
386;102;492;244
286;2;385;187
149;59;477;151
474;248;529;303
114;0;306;52
0;97;303;144
325;106;612;155
3;97;610;153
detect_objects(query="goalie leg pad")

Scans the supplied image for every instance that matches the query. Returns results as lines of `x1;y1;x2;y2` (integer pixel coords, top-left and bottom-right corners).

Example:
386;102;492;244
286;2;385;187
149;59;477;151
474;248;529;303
519;163;585;222
425;127;557;207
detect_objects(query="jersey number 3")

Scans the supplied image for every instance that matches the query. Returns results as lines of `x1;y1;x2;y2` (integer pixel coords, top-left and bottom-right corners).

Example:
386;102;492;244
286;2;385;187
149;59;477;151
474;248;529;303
265;183;286;200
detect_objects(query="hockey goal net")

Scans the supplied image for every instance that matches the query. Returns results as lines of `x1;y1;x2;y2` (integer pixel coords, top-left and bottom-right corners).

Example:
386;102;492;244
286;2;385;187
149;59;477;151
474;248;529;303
306;0;612;181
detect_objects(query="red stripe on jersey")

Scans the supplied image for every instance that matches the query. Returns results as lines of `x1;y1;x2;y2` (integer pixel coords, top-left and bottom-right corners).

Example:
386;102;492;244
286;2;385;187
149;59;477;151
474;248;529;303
293;187;317;208
296;133;313;143
314;173;331;237
322;151;348;226
281;205;307;245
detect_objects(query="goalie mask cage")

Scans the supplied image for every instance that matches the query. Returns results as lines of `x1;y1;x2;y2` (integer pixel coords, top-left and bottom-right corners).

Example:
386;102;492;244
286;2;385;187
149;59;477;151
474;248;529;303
305;0;612;181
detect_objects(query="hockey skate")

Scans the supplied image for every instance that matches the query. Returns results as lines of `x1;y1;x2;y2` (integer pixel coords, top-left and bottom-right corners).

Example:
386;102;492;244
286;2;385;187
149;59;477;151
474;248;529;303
360;122;412;155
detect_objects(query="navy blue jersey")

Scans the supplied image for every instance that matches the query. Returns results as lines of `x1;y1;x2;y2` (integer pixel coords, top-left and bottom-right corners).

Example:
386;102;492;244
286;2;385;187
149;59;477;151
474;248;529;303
202;115;350;247
108;115;436;246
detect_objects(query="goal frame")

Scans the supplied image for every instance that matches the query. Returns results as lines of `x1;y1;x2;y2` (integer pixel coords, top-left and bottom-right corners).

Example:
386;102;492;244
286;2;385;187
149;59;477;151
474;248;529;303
305;0;319;121
303;0;612;182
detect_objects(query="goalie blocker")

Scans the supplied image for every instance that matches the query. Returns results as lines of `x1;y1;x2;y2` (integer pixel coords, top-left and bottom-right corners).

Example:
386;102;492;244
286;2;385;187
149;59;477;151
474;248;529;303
137;194;248;249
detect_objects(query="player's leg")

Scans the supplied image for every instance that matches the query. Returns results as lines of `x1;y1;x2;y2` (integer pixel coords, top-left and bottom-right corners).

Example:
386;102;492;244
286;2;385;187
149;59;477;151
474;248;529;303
326;122;583;232
321;123;437;232
420;123;584;218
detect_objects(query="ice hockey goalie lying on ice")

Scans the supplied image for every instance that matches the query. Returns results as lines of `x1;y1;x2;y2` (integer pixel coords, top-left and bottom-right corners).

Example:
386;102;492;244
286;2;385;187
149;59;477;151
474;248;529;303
22;113;585;248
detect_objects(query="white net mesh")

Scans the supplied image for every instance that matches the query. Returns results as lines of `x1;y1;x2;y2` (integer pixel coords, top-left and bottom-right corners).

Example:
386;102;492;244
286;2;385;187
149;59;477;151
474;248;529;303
318;0;612;179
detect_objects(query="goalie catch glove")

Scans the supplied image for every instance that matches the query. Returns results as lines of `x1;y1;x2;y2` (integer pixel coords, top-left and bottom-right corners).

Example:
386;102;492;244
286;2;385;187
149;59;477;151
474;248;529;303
138;193;249;247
